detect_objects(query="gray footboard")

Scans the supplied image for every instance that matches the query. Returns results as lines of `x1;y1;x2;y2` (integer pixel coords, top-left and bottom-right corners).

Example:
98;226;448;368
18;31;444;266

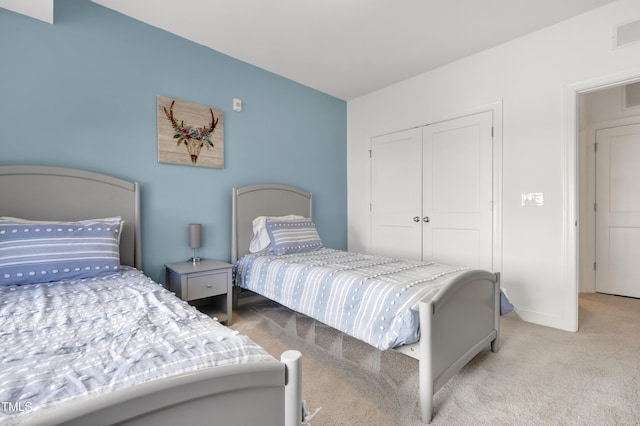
418;270;500;423
21;351;303;426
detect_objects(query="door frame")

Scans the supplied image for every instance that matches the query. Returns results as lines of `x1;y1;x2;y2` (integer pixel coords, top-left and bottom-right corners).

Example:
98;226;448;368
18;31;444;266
565;69;640;332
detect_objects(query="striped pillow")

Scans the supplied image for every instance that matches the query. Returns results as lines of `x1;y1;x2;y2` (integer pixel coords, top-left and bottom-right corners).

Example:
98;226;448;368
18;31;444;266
265;218;323;255
0;217;123;286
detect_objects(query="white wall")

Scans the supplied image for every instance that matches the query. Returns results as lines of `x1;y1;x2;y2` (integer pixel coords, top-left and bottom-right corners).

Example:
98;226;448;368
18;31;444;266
347;0;640;331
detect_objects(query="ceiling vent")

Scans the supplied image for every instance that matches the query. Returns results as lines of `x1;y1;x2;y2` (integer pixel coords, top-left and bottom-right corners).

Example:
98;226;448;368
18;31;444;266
614;18;640;48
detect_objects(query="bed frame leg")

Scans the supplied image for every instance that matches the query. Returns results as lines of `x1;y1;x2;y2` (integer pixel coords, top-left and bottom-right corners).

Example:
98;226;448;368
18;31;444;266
491;335;500;353
491;274;501;353
232;286;239;310
419;301;434;424
419;382;434;424
281;350;302;426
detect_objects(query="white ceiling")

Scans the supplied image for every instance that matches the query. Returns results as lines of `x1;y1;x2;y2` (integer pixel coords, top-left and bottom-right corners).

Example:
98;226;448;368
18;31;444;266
3;0;618;100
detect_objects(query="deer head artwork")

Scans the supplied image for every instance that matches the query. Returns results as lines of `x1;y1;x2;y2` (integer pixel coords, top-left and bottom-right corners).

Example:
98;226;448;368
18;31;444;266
163;100;219;164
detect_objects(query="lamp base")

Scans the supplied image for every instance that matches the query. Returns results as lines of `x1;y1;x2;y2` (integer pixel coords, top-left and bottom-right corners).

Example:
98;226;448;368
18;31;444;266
188;257;202;264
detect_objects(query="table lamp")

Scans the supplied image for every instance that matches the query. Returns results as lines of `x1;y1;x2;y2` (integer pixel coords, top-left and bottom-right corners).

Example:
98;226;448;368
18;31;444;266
189;223;202;263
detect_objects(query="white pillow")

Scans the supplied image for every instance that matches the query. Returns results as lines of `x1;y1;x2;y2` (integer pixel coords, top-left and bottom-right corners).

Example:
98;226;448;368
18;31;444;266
249;215;305;253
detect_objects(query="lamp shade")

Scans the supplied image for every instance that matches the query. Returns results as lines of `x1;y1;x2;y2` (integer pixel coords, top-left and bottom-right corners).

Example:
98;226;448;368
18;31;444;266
189;224;202;249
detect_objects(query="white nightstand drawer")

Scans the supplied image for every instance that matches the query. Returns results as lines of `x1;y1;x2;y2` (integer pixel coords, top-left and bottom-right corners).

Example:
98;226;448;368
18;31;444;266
187;272;228;300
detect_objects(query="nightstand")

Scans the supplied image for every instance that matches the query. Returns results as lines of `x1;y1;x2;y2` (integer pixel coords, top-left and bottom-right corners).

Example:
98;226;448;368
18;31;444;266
165;259;233;325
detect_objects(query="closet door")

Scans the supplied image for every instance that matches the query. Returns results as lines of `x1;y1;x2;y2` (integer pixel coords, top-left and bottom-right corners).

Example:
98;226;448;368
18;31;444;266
370;111;494;269
422;111;493;269
370;128;423;260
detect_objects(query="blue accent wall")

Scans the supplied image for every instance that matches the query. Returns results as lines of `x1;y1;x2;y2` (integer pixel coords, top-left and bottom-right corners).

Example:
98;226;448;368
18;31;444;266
0;0;347;283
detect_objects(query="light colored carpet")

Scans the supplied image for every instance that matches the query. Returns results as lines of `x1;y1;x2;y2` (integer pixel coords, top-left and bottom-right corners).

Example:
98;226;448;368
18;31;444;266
227;293;640;425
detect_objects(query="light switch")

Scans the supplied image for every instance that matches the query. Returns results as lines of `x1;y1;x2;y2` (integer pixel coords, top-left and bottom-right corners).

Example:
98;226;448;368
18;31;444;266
521;193;544;207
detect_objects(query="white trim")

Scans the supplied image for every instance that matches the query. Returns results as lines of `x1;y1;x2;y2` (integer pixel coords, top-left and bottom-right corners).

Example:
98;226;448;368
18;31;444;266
491;101;504;275
563;86;579;332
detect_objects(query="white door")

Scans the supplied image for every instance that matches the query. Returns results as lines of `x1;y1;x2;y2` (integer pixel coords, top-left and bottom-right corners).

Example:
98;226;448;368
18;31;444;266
370;128;422;260
423;111;493;269
370;111;493;268
595;123;640;298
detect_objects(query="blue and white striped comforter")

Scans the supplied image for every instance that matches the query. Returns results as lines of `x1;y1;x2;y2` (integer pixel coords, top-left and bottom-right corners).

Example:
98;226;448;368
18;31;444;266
234;248;469;350
0;267;275;425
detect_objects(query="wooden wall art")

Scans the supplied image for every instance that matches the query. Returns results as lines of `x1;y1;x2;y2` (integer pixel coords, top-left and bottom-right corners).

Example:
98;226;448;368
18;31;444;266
157;95;224;168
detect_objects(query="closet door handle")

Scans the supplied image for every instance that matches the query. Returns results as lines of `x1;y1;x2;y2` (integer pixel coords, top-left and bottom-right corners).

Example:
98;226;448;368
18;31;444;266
413;216;420;222
423;216;430;223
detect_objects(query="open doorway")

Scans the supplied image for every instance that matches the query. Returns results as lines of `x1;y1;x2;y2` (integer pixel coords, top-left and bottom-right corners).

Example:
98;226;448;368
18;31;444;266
577;80;640;323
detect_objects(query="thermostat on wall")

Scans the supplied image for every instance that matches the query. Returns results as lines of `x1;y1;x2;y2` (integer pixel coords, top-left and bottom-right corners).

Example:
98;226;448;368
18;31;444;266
233;98;242;112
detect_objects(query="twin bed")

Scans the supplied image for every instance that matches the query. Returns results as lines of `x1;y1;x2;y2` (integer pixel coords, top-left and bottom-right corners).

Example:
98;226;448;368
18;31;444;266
0;166;302;426
1;165;502;425
232;184;502;424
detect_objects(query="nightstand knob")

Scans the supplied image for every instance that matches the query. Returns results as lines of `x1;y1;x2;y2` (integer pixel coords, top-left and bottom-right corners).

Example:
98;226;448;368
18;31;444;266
206;284;212;288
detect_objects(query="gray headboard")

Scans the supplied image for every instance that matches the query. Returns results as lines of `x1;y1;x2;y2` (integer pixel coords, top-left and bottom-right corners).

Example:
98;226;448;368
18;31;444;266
231;184;312;263
0;165;142;269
